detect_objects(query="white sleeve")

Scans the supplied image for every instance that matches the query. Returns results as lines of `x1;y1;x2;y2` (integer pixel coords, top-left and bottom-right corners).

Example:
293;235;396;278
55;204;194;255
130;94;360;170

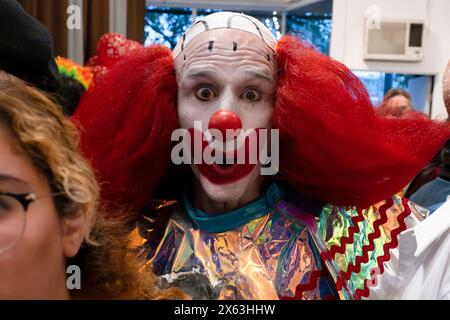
368;201;450;300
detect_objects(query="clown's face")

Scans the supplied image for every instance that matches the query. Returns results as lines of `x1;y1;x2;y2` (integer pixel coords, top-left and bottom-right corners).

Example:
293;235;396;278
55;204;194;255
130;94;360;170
175;29;277;212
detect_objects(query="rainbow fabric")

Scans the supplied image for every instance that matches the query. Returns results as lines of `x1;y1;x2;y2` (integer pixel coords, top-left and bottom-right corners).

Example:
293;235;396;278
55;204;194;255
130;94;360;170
316;195;423;299
55;56;93;89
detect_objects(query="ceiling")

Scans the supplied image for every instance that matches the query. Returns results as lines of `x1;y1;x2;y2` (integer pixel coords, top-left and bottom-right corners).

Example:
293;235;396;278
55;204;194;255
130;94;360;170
147;0;333;14
290;0;332;15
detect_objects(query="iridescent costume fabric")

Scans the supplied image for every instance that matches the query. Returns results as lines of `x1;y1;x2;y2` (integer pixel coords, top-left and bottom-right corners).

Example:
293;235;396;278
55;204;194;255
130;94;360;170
316;196;428;299
132;183;423;300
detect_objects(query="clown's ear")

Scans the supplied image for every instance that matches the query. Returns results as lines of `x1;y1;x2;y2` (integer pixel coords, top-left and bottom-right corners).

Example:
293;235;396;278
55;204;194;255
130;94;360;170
275;36;450;208
72;46;178;214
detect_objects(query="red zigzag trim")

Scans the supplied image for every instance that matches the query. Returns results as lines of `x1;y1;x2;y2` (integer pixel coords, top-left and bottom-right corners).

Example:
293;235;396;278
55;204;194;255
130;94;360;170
281;270;327;300
326;208;365;260
354;198;410;299
293;198;410;300
335;198;394;289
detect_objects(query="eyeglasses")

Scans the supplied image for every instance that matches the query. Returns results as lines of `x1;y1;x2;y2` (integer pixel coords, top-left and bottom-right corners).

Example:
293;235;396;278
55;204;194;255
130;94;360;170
0;191;64;255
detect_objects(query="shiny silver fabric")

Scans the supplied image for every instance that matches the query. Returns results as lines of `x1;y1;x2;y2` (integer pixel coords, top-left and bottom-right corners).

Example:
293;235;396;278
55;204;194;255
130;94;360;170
136;203;336;300
134;195;416;300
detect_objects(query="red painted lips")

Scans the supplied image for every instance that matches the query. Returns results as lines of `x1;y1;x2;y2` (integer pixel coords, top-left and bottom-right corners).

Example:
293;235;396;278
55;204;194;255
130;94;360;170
189;110;260;184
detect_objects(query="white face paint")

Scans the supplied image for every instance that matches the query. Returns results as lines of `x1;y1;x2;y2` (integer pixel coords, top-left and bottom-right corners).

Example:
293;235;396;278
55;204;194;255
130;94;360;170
175;29;277;213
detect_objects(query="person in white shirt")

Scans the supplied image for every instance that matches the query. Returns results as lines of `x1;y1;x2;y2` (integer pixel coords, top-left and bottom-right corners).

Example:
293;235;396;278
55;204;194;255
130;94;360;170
368;199;449;299
368;61;450;300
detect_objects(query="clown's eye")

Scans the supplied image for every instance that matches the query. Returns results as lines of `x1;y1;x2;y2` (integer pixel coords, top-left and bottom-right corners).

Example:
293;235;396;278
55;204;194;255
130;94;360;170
242;89;260;102
196;87;215;101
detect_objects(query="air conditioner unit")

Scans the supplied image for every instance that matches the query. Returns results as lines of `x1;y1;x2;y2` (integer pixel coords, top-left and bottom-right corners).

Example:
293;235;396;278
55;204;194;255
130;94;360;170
364;19;425;62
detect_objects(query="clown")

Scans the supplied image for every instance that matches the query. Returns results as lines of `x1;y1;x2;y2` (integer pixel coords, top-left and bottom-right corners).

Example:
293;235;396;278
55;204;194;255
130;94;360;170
73;12;450;300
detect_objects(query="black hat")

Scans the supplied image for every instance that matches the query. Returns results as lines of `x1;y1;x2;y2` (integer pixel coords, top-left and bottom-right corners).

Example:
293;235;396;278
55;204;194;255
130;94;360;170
0;0;61;90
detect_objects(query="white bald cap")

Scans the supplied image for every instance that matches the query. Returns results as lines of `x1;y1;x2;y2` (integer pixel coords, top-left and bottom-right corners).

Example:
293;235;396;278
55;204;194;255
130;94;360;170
172;11;277;59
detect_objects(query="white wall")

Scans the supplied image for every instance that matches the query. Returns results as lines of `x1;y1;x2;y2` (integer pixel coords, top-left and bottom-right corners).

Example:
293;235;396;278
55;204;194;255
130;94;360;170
330;0;450;119
67;0;84;65
109;0;128;36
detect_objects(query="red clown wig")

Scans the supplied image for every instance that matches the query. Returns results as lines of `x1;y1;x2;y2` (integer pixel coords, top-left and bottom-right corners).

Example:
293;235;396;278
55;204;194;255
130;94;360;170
73;45;179;212
73;36;450;213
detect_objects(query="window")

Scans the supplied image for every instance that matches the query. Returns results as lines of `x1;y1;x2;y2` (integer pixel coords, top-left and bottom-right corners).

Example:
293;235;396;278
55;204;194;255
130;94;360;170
144;6;332;54
144;7;194;49
144;7;283;48
286;13;332;54
354;71;434;113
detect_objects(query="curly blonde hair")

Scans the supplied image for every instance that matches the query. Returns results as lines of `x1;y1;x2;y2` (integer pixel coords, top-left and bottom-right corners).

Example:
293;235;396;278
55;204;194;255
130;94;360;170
0;80;97;232
0;80;184;300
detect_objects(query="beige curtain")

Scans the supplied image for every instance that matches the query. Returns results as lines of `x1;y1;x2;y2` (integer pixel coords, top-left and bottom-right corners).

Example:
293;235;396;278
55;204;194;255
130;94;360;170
19;0;146;61
127;0;146;44
83;0;110;61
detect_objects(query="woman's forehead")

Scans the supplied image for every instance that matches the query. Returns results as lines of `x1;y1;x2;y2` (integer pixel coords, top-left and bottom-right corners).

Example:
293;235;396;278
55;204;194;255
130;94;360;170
0;70;21;82
0;126;35;192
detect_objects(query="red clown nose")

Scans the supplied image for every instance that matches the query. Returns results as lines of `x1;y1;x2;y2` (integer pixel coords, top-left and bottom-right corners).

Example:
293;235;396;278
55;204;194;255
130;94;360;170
208;110;242;140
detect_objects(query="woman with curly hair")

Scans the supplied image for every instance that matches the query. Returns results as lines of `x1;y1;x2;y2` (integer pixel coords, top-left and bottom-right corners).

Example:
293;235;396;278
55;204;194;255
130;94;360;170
0;80;182;299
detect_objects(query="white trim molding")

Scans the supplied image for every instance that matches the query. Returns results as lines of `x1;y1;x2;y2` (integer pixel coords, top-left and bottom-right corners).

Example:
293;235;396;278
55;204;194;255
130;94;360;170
109;0;128;36
67;0;84;65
